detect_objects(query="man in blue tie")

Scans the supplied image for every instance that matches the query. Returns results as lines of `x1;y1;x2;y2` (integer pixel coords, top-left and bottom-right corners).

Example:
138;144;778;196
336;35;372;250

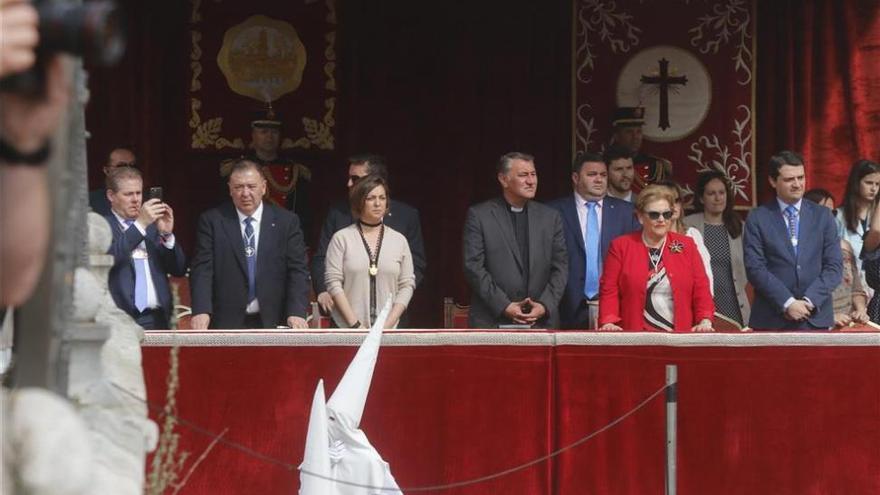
549;152;640;329
743;151;842;330
190;159;310;329
105;167;186;329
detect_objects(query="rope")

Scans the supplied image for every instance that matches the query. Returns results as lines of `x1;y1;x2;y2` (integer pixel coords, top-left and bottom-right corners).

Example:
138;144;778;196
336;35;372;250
108;381;668;492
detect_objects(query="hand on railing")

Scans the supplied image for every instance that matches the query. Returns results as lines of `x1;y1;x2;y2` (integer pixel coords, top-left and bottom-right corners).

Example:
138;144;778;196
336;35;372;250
691;319;714;332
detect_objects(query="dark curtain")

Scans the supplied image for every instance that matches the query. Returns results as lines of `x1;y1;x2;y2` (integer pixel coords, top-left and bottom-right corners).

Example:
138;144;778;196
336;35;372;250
756;0;880;203
335;0;573;325
85;0;880;327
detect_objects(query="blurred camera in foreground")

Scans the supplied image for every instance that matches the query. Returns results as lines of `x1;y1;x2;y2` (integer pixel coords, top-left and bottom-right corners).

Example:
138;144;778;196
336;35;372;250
0;0;125;94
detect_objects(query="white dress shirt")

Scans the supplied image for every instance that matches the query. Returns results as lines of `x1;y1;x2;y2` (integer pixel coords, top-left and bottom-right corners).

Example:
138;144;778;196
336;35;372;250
574;192;604;247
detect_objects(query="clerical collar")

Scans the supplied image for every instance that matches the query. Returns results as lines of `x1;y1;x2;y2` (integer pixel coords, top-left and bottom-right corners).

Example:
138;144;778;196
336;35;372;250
506;200;527;213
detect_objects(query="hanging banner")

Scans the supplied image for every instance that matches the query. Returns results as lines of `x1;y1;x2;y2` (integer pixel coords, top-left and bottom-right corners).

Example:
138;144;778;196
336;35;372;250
573;0;756;208
187;0;336;152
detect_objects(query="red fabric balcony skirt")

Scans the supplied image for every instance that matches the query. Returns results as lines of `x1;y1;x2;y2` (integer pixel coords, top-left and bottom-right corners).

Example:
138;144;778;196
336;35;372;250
142;332;880;494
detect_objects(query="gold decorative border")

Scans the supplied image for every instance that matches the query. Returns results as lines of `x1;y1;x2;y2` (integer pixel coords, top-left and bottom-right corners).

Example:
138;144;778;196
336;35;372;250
188;0;336;150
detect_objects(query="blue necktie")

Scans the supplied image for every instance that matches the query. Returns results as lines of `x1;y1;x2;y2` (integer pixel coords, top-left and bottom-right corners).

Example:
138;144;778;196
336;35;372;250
584;201;600;299
244;217;256;302
125;219;149;312
785;205;798;255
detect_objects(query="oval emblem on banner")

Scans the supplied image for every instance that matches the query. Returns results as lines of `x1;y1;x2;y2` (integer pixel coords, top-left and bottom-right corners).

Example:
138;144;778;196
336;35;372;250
217;15;307;102
616;45;711;142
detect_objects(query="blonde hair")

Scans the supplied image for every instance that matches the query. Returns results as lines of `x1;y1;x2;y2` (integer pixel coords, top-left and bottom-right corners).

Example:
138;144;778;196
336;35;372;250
653;180;689;233
636;184;676;214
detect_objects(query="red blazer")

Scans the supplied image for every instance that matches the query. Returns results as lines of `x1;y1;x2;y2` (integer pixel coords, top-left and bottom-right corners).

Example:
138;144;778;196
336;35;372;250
599;231;714;332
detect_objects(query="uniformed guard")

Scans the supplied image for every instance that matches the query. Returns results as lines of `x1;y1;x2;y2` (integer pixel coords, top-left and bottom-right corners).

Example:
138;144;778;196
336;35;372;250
610;106;672;190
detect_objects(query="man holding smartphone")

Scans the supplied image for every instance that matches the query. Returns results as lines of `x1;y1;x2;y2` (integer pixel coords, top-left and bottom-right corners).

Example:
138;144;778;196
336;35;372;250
104;166;187;329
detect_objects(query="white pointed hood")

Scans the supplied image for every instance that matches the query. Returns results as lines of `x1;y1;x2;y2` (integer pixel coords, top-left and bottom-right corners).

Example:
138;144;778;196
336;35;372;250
326;299;392;427
299;380;332;494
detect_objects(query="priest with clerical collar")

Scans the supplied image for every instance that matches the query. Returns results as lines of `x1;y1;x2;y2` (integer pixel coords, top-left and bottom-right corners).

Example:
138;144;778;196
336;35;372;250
462;151;568;329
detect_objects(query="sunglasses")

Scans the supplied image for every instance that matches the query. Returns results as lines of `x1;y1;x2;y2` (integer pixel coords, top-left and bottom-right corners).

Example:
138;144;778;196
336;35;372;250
645;210;674;221
349;174;365;184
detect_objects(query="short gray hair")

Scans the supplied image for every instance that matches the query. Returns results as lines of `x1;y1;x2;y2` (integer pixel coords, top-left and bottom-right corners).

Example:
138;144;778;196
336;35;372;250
497;151;535;174
228;158;262;180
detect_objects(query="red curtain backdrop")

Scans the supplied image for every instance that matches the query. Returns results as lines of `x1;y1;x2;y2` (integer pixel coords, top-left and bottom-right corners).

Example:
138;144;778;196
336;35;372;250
756;0;880;203
84;0;880;327
142;338;880;494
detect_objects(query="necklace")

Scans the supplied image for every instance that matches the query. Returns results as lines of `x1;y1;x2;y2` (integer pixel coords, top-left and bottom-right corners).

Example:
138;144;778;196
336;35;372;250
358;219;383;228
357;222;385;276
642;233;667;274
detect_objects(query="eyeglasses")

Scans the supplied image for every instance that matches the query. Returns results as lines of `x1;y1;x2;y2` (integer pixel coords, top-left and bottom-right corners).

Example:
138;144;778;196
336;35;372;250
645;210;674;221
349;174;365;184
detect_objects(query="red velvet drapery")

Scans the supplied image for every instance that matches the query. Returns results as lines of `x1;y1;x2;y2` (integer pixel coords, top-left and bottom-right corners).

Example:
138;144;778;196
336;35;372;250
756;0;880;202
142;334;880;494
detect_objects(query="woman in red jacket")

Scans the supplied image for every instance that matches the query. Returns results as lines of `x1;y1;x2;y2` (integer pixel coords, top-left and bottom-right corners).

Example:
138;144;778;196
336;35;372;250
599;185;714;332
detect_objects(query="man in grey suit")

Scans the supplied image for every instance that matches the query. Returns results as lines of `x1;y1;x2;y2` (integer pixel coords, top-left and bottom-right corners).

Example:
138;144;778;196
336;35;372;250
463;152;568;328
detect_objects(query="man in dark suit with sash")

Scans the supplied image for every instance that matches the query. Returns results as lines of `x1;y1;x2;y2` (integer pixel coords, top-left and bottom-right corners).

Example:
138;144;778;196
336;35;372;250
549;151;640;329
462;152;568;328
191;159;310;329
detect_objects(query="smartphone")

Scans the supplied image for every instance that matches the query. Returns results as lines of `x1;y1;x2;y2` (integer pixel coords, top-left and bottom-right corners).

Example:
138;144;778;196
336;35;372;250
148;186;163;202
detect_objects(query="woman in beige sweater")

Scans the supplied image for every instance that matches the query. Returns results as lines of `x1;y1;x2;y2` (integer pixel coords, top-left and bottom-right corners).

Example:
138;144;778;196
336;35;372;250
325;175;415;328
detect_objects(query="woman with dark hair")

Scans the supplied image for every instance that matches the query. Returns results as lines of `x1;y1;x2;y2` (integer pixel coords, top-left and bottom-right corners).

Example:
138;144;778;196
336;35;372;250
656;180;714;294
805;189;868;328
324;175;415;329
684;171;750;328
836;160;880;277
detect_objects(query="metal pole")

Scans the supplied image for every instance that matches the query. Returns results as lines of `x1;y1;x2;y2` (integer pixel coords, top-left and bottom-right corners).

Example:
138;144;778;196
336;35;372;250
665;364;678;495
